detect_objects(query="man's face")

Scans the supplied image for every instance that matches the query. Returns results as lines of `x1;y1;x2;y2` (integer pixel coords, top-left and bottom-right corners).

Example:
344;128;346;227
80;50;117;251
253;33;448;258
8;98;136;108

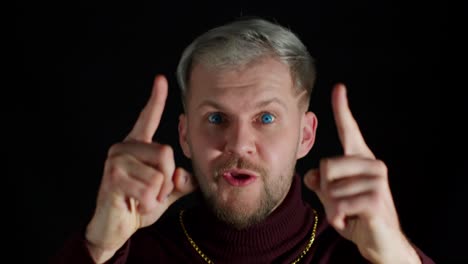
179;57;317;229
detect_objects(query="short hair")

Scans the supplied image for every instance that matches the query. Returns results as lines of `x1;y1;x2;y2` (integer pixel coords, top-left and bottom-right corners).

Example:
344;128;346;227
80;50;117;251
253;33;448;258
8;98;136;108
176;17;316;110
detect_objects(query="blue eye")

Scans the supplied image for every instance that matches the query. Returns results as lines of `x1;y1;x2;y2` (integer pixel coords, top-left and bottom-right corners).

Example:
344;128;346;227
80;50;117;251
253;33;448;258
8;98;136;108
260;113;275;124
208;113;223;124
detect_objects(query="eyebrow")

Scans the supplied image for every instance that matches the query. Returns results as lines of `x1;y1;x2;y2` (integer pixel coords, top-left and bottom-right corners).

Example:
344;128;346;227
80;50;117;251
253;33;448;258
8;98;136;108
197;97;288;111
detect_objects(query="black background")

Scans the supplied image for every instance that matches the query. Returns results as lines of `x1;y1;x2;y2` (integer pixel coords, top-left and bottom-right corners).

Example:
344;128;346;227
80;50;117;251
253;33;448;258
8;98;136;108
14;1;465;263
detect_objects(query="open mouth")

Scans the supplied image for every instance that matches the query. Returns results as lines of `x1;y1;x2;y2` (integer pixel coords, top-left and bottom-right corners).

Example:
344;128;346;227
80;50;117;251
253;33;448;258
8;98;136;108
222;169;258;187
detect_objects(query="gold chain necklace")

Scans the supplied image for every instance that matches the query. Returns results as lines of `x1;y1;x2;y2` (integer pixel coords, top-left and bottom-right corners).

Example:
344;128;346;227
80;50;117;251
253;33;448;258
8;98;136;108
179;209;318;264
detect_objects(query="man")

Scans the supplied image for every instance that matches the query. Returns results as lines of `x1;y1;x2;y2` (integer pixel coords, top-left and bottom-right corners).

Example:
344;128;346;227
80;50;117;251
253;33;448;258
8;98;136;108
51;17;434;263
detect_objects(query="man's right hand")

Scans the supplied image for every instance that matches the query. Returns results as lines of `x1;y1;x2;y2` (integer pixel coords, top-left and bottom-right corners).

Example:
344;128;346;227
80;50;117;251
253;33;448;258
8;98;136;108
84;75;197;263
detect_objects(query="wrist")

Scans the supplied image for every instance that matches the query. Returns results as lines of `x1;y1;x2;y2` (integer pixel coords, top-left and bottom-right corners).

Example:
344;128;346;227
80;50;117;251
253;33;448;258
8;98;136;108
85;239;118;264
370;235;421;264
85;219;122;264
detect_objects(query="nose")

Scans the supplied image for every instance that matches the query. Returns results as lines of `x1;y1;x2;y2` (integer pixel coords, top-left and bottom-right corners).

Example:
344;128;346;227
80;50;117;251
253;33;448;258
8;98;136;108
224;121;256;156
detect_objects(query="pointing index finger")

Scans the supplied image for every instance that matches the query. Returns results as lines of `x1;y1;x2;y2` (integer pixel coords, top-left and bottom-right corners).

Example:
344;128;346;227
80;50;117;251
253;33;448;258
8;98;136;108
126;75;168;143
331;83;374;158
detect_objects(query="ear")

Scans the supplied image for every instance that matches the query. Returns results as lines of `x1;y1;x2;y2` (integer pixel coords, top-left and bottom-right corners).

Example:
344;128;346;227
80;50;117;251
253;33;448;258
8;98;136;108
296;111;318;159
178;114;191;158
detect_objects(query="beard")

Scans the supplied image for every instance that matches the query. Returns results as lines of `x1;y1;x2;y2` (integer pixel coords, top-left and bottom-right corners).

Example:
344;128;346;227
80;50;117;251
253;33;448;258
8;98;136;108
191;153;296;230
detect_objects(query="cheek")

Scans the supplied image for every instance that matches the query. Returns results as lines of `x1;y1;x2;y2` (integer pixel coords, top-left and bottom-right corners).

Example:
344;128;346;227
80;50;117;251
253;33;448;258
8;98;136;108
262;130;298;162
189;125;223;150
187;125;221;166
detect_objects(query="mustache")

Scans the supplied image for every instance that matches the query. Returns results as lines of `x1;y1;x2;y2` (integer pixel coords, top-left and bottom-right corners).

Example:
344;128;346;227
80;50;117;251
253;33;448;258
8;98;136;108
214;155;268;178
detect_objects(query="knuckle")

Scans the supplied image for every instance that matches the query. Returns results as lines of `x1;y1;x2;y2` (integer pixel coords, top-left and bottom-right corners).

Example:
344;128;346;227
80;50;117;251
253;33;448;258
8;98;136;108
324;184;334;197
106;162;126;185
108;142;125;157
368;191;380;204
163;180;175;192
158;144;174;159
140;188;155;205
373;159;388;176
319;158;331;177
359;193;378;211
319;158;330;169
105;154;132;183
148;171;165;187
335;199;347;212
326;212;340;226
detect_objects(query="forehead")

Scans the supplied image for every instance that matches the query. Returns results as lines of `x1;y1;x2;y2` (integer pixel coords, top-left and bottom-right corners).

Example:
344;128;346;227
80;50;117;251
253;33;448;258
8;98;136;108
187;57;295;108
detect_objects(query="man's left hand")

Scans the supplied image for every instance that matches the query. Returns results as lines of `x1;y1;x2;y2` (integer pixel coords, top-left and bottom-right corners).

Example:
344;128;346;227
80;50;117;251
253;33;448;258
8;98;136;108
304;83;421;264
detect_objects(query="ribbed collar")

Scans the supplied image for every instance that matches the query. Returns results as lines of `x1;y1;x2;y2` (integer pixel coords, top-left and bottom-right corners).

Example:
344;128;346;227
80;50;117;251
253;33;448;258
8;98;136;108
183;174;317;262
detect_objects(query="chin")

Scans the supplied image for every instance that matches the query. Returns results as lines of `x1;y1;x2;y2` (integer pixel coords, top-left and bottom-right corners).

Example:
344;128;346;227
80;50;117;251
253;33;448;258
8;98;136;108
215;207;266;230
207;191;278;230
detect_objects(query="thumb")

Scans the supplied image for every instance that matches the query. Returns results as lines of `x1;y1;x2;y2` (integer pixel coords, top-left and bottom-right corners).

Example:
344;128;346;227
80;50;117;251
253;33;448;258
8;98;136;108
167;167;198;204
304;168;321;192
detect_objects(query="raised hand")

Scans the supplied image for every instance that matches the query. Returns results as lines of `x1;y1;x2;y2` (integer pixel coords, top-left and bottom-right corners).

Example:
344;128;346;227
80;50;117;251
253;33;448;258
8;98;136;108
304;84;420;263
85;75;197;263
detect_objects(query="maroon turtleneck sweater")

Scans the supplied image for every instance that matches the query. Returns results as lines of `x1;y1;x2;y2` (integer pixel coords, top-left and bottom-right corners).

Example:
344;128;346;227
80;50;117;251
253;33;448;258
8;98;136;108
50;174;435;263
